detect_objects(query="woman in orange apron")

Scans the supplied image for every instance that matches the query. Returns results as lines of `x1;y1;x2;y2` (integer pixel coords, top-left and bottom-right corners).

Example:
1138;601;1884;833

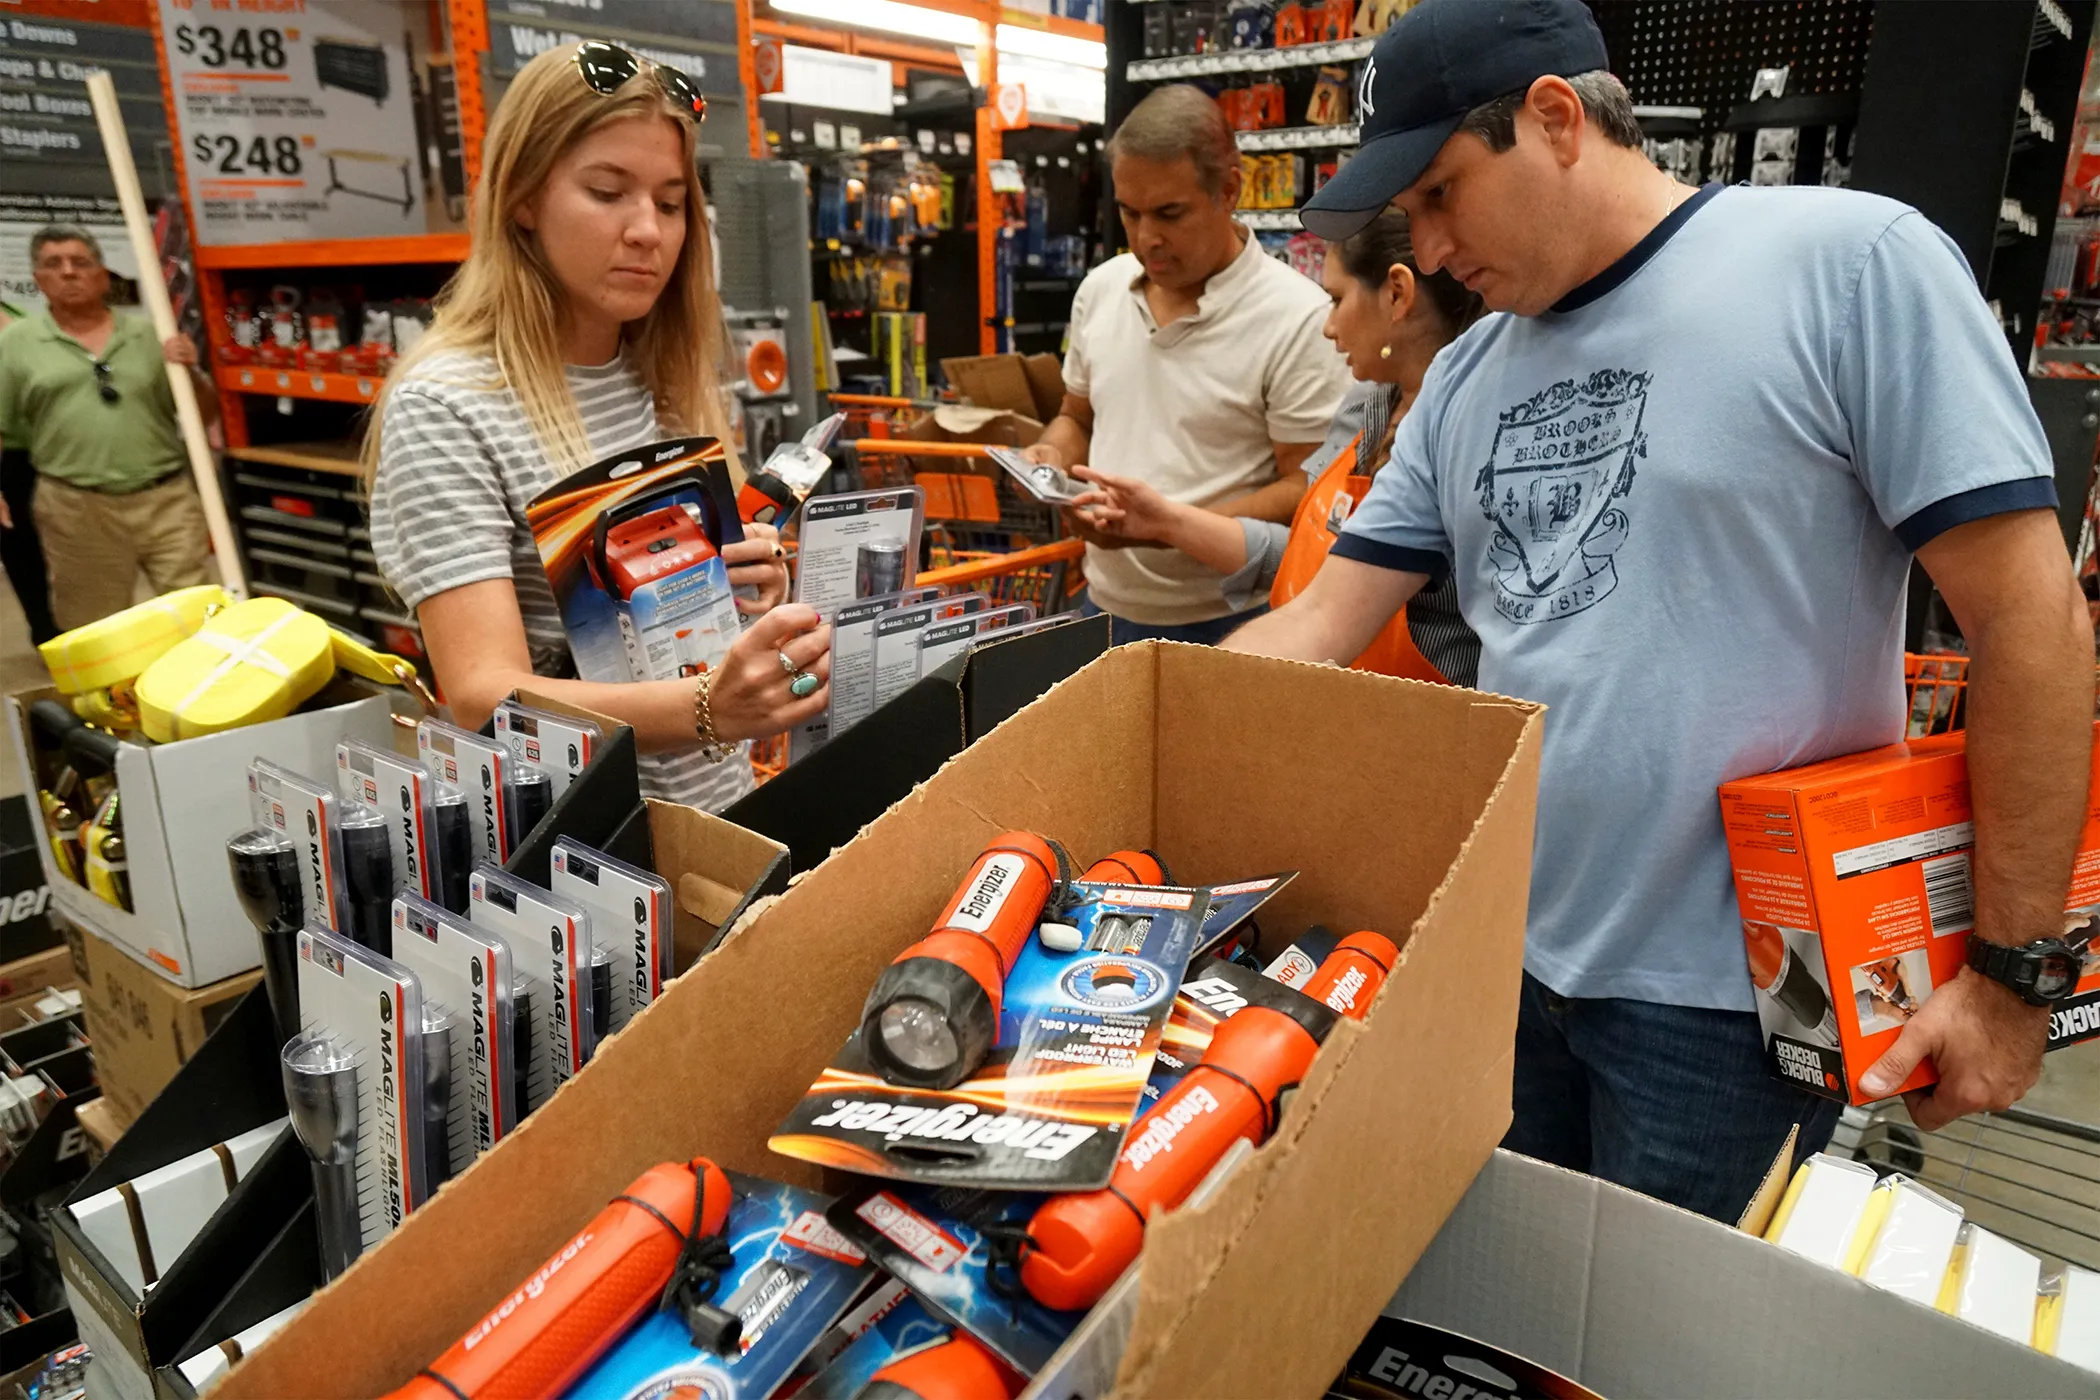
1070;207;1483;683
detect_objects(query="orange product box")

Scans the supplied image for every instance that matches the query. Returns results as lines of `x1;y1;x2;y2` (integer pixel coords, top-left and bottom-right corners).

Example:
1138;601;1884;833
1720;724;2100;1106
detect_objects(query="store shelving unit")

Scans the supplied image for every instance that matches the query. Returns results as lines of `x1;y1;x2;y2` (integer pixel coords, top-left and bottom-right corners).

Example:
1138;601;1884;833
147;0;492;667
1123;34;1371;79
743;0;1105;355
1237;123;1359;151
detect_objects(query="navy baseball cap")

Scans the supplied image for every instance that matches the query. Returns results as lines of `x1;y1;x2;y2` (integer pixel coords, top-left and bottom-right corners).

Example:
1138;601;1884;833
1300;0;1610;241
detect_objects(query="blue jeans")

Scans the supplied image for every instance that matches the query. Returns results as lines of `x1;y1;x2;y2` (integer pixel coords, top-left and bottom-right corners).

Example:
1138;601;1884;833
1506;972;1843;1224
1078;593;1265;647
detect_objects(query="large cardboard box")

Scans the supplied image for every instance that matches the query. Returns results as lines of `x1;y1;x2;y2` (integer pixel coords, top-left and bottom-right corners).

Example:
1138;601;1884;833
217;645;1544;1399
1721;723;2100;1105
0;944;76;1030
1388;1149;2100;1398
7;683;395;987
69;923;260;1129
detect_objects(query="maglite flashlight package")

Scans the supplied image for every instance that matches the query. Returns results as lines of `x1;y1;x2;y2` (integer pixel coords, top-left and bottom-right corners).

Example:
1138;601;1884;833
419;719;518;868
771;877;1209;1190
248;759;350;933
827;1183;1082;1375
565;1173;874;1400
1763;1153;1877;1270
1845;1173;1963;1306
293;925;429;1257
787;586;943;763
550;837;673;1034
336;739;442;905
432;784;474;914
792;486;925;613
812;588;946;743
391;893;517;1177
1939;1223;2041;1345
869;594;985;716
336;801;398;955
493;700;601;800
914;602;1036;678
469;865;591;1114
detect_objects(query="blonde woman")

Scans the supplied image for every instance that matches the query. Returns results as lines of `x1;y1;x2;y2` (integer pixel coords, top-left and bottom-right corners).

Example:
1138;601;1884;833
368;42;828;811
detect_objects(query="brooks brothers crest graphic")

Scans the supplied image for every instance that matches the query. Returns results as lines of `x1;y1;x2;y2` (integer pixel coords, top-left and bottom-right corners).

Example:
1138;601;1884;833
1476;368;1648;624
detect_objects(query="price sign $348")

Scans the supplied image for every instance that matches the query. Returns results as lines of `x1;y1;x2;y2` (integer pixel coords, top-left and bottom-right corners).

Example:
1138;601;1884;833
173;23;292;70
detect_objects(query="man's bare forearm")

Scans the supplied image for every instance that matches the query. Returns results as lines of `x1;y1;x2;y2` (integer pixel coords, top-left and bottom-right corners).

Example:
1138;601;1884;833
1038;414;1090;468
1966;579;2092;950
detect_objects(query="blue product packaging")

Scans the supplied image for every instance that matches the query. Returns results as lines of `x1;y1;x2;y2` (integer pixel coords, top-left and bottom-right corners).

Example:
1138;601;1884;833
564;1174;873;1400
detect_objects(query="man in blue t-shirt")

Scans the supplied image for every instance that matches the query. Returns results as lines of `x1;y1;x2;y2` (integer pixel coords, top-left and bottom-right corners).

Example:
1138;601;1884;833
1229;0;2096;1221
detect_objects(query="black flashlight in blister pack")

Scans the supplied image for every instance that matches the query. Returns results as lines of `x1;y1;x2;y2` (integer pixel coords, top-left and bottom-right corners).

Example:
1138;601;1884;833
418;719;519;868
416;1002;456;1195
337;739;445;911
493;700;601;802
228;825;304;1043
283;1030;362;1281
433;785;472;914
512;768;553;846
338;802;396;956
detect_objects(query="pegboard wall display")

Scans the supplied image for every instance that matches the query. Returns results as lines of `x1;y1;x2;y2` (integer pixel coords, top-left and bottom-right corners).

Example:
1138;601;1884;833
1591;0;1876;131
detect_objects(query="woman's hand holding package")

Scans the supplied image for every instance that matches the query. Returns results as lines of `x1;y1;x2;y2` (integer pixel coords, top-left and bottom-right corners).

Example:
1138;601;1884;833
706;604;831;742
723;521;790;614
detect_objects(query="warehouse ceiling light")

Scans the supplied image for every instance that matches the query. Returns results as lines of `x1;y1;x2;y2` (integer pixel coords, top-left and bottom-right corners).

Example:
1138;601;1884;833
769;0;1108;70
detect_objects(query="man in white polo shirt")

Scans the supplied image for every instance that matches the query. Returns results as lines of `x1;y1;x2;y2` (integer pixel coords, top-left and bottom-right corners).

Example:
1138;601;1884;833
1024;85;1349;645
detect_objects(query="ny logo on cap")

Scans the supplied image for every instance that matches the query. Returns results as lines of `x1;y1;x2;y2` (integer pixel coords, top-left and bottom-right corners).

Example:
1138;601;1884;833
1359;57;1378;119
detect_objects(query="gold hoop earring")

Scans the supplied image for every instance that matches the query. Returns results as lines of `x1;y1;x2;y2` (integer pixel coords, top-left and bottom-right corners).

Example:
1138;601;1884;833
1379;344;1393;360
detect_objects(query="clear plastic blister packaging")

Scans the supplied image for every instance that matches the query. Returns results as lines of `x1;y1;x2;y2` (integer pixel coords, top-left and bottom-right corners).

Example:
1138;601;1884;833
337;802;396;954
916;601;1036;678
468;865;592;1114
337;739;444;907
550;837;674;1037
870;595;985;714
391;893;517;1184
246;759;349;933
418;718;522;868
289;925;430;1280
791;487;926;613
493;700;601;800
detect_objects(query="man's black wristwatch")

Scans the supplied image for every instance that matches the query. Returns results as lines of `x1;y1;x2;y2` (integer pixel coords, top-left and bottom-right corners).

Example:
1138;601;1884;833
1964;932;2090;1007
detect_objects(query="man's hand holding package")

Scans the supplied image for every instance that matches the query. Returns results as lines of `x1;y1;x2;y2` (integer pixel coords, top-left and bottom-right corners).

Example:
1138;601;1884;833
1859;966;2047;1131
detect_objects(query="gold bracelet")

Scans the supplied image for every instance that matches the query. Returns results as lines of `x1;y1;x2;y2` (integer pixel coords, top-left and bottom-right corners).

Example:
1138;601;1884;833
692;670;735;763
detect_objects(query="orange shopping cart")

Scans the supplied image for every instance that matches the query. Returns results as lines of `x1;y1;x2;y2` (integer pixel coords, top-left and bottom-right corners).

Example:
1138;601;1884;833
1903;651;2100;737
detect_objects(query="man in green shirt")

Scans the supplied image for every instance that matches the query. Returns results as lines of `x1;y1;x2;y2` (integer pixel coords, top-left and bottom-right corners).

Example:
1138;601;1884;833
0;226;221;631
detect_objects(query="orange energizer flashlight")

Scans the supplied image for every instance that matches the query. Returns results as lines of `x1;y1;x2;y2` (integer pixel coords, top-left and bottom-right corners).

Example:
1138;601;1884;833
860;833;1070;1090
859;1332;1024;1400
1017;934;1396;1312
384;1158;733;1400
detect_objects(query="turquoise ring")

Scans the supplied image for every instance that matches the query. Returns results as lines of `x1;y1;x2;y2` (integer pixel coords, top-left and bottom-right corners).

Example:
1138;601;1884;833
789;671;821;698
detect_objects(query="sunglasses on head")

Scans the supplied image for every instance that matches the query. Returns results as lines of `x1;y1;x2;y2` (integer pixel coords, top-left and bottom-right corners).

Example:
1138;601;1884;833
92;360;118;405
573;40;706;121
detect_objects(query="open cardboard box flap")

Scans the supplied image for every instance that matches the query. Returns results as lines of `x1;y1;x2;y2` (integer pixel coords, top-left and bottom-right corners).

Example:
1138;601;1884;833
219;646;1543;1400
